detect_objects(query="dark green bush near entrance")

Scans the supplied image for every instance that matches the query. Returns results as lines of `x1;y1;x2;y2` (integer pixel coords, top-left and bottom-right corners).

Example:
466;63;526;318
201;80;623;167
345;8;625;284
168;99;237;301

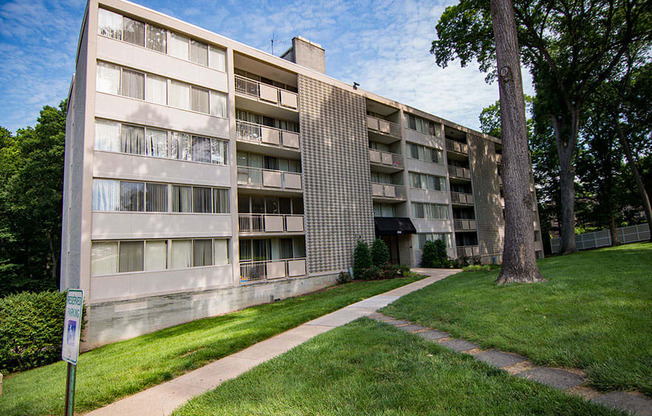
353;240;372;279
370;238;390;267
336;271;352;284
0;291;84;374
421;239;448;268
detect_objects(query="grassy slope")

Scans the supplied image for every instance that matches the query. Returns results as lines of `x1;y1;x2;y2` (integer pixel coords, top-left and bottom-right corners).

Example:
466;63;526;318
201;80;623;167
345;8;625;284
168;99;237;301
173;319;624;416
382;243;652;395
1;275;424;416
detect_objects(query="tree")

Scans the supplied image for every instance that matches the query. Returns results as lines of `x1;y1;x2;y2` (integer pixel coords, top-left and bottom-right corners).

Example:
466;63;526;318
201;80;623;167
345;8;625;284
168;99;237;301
370;238;390;267
352;240;372;279
489;0;543;283
421;239;447;268
432;0;652;254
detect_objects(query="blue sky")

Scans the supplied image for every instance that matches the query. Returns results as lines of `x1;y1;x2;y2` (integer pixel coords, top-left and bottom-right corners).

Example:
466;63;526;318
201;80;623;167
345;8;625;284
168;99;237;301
0;0;534;134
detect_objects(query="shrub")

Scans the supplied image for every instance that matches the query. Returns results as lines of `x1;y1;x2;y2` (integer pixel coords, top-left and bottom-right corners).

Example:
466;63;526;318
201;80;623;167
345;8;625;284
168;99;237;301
421;239;448;268
361;265;381;281
398;264;410;276
0;291;85;374
463;265;492;272
353;240;372;278
337;271;352;284
370;238;390;267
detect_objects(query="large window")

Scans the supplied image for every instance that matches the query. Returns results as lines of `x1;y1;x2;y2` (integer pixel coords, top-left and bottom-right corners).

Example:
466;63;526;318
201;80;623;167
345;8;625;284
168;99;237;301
172;185;192;213
97;9;123;40
146;183;168;212
123;17;145;47
405;114;439;136
120;181;144;211
96;62;121;95
408;143;442;164
417;233;452;249
409;172;446;191
374;203;395;218
412;202;449;219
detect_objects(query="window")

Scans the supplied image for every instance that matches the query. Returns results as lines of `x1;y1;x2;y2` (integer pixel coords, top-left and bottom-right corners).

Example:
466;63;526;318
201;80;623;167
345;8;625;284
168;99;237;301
146;24;166;53
120;181;144;211
209;46;226;71
91;242;118;276
191;87;209;113
123;16;145;46
418;233;452;249
191;136;211;163
193;239;212;267
210;91;227;117
146;75;167;105
213;188;229;213
92;179;119;211
412;203;448;219
97;9;122;40
95;119;120;152
170;132;191;160
408;143;442;163
374;203;395;217
172;185;192;212
96;62;121;95
210;138;227;165
409;173;446;191
121;69;145;100
169;80;190;110
145;240;167;271
146;183;168;212
192;187;212;213
405;114;437;136
119;241;144;272
145;128;167;158
171;240;192;268
169;32;189;60
190;40;209;66
121;124;146;155
214;239;229;265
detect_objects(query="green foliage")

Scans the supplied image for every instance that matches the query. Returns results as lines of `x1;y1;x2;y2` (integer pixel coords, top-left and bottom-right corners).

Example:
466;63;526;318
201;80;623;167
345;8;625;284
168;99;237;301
0;291;81;373
421;239;448;268
370;238;390;267
463;264;494;272
336;271;352;284
352;240;372;279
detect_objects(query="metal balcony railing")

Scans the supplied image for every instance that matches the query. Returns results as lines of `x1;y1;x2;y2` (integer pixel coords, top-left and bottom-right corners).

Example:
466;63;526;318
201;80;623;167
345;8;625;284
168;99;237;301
453;219;477;230
236;120;300;150
447;165;471;179
235;75;298;110
366;115;401;138
240;257;307;282
237;167;302;191
370;183;407;200
238;214;305;234
456;245;480;257
445;139;468;154
450;191;474;205
369;149;403;168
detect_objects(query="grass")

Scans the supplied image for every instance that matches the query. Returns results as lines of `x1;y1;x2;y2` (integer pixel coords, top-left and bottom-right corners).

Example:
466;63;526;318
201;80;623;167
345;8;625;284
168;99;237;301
0;275;425;416
172;319;624;416
382;242;652;396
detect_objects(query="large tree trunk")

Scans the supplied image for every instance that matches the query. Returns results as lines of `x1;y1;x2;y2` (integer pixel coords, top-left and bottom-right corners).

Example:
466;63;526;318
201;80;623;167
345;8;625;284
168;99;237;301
617;122;652;239
609;214;621;246
491;0;544;284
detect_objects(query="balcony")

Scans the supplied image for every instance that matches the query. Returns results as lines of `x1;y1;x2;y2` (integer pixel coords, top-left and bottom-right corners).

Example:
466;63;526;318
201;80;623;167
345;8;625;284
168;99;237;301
450;191;474;205
235;75;298;110
448;165;471;180
238;214;304;234
237;167;302;192
456;245;480;257
236;120;300;151
367;115;401;142
369;149;403;172
371;183;407;201
453;219;477;230
445;139;468;155
240;258;307;282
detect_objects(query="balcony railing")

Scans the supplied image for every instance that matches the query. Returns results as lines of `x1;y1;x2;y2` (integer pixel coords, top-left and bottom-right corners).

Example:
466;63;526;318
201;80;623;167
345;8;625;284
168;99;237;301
371;183;407;200
240;258;307;282
445;139;468;155
238;214;305;234
235;75;298;110
456;245;480;257
236;120;300;150
369;149;403;169
237;167;302;191
448;165;471;179
367;115;401;138
453;219;477;230
450;191;474;205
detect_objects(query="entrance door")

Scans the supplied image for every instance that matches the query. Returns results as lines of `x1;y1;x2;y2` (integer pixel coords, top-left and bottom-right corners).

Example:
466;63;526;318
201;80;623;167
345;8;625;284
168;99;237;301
381;235;400;264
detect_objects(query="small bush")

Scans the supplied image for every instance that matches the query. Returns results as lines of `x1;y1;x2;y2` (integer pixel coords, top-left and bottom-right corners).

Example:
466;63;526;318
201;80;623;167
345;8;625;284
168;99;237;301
361;265;381;281
421;239;448;268
370;238;390;267
353;240;372;279
0;291;85;374
398;264;410;276
337;271;352;284
463;265;492;272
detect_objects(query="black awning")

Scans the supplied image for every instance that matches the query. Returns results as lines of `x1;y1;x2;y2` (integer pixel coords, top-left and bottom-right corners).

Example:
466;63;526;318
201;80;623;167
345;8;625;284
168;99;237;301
374;217;417;235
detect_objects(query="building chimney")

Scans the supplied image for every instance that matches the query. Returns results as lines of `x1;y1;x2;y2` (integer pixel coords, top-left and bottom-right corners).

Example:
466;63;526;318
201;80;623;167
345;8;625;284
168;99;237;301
281;36;326;74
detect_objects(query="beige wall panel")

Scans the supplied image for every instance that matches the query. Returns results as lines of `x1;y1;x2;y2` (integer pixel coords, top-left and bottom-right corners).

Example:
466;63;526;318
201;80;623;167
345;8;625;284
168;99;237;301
91;212;232;239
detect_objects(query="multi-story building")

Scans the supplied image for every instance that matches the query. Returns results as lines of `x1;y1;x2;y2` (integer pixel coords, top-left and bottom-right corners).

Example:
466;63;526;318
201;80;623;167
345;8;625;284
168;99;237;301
61;0;543;348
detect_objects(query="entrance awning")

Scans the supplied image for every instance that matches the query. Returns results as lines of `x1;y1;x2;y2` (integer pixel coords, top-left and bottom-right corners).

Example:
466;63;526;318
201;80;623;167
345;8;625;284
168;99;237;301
374;217;417;236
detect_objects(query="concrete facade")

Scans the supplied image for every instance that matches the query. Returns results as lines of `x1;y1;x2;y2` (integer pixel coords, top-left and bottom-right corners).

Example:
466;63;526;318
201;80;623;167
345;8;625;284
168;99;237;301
62;0;543;348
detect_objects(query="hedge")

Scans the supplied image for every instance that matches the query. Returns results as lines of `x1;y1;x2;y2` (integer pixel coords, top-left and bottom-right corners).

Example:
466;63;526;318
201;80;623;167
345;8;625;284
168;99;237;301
0;291;84;374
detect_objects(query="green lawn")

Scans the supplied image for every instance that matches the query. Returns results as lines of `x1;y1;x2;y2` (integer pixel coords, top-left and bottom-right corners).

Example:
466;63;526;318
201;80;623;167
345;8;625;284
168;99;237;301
382;242;652;396
173;319;623;416
0;275;424;416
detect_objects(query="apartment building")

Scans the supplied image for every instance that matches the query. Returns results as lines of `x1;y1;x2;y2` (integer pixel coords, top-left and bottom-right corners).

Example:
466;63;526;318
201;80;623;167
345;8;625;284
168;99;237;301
61;0;543;348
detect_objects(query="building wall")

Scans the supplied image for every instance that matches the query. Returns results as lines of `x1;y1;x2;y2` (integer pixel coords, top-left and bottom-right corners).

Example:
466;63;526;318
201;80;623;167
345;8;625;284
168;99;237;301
298;75;374;273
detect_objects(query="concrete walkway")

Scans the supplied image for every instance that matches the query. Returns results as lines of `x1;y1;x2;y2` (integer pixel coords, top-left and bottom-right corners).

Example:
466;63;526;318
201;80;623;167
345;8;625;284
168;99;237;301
85;268;458;416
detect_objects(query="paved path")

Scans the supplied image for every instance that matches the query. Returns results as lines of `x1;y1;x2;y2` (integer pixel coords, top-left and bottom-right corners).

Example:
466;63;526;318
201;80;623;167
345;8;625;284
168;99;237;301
371;313;652;416
85;268;458;416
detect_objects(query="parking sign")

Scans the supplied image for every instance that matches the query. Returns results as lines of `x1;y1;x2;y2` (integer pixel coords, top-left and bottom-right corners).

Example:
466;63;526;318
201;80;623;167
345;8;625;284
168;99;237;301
62;290;84;364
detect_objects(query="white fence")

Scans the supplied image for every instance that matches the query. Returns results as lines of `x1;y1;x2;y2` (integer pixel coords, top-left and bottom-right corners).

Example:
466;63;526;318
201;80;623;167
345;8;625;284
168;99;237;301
550;223;650;253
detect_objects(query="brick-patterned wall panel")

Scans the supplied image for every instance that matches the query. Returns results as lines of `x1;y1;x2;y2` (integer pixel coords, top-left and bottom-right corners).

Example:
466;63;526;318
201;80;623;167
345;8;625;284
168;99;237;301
298;75;374;273
468;135;504;258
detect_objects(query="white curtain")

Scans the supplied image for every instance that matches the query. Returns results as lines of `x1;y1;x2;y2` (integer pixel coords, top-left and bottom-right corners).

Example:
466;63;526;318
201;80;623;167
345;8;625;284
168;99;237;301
121;124;146;155
92;179;120;211
169;81;190;110
168;32;189;60
213;188;229;213
191;87;209;114
146;128;167;158
270;239;281;260
214;239;229;265
193;239;212;267
97;8;122;40
210;91;227;118
209;46;226;71
171;240;192;268
146;24;167;53
121;69;144;99
210;139;227;165
95;119;120;152
191;136;211;163
96;62;120;95
145;240;167;271
119;241;144;273
170;132;191;160
146;75;167;105
172;185;192;212
91;242;118;276
190;40;208;66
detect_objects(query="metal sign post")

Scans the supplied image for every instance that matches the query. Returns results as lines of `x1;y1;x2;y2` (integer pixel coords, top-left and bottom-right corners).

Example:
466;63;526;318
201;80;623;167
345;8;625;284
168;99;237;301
62;289;84;416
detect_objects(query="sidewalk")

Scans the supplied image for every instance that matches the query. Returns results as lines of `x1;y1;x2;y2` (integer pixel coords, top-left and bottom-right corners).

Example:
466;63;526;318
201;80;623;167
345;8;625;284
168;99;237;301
86;268;458;416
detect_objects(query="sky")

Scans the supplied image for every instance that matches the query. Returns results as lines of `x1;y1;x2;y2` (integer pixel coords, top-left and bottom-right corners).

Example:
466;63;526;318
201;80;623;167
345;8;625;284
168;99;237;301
0;0;534;134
